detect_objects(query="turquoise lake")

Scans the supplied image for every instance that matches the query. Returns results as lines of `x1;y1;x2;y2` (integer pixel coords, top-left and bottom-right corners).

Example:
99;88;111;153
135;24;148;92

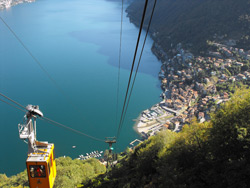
0;0;161;176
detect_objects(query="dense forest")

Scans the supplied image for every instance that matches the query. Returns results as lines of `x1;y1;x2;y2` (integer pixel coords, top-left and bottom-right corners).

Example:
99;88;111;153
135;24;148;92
84;88;250;187
127;0;250;54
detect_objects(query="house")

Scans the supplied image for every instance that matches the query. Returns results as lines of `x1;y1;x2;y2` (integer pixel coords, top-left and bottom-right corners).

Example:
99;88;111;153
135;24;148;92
211;71;216;76
229;77;236;82
165;99;173;108
237;74;246;80
204;78;210;84
193;91;198;99
177;71;182;76
162;78;167;84
235;62;244;66
198;112;205;120
221;74;227;79
202;100;207;106
244;71;250;77
178;82;184;89
179;95;186;103
163;122;170;129
239;49;245;55
198;68;203;72
173;75;178;80
174;104;182;110
186;74;192;79
221;47;233;57
175;99;182;106
209;51;222;58
183;91;188;97
218;79;226;84
214;63;220;68
174;121;180;128
223;92;229;99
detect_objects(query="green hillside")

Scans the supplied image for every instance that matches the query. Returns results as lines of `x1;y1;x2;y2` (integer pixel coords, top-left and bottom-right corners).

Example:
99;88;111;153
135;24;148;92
0;157;106;188
127;0;250;54
84;88;250;187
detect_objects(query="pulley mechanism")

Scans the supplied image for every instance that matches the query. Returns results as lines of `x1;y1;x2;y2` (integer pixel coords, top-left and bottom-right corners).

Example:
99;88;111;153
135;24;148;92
18;105;56;188
18;105;45;154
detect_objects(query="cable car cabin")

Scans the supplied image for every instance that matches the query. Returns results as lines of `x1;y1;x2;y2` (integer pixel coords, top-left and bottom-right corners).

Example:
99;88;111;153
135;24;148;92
26;143;56;188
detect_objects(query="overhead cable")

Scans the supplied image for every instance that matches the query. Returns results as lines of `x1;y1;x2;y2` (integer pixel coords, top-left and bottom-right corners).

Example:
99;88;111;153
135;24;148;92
0;16;60;91
115;0;124;128
0;92;105;143
116;0;149;138
120;0;158;128
0;16;91;124
0;98;26;112
0;92;26;110
41;116;105;142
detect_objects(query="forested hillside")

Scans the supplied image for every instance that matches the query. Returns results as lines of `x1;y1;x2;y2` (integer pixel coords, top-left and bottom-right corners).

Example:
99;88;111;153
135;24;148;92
127;0;250;54
85;88;250;187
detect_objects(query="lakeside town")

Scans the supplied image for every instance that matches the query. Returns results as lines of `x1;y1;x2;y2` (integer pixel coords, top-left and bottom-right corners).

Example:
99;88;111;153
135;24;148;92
0;0;34;10
136;38;250;137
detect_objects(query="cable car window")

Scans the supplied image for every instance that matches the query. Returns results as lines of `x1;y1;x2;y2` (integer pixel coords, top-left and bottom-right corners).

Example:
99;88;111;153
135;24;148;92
29;165;46;178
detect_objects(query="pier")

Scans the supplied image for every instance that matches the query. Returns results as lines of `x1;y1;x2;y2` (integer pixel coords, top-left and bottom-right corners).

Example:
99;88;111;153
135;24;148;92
77;150;103;160
130;139;142;146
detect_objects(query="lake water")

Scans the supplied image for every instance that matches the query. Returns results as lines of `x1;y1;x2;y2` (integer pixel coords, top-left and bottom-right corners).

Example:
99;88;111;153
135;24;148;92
0;0;161;176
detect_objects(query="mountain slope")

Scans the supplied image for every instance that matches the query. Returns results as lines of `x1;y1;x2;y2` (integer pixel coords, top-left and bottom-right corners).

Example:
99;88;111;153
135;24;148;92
127;0;250;54
85;88;250;187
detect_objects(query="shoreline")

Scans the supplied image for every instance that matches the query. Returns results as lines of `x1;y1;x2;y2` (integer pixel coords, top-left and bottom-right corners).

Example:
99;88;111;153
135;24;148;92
129;15;250;138
134;101;179;137
133;33;250;137
0;0;35;10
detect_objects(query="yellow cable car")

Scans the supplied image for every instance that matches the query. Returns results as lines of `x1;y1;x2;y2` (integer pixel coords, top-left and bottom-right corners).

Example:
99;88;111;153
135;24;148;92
26;142;56;188
18;105;57;188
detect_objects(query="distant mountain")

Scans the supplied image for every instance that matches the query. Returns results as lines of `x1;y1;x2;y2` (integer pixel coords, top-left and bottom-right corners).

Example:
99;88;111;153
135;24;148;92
126;0;250;54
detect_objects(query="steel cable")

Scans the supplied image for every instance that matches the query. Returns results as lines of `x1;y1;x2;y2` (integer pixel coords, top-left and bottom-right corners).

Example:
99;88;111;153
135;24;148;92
119;0;158;129
0;93;105;142
116;0;149;138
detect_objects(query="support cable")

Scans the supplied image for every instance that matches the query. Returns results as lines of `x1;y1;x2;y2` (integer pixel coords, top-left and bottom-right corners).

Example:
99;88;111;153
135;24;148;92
119;0;158;129
115;0;124;128
116;0;149;139
0;93;105;143
0;16;89;124
41;117;105;142
0;98;26;113
0;16;60;92
0;92;26;110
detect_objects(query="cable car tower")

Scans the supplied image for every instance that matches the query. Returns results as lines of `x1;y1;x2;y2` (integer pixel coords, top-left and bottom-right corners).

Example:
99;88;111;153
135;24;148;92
18;105;56;188
105;137;116;168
